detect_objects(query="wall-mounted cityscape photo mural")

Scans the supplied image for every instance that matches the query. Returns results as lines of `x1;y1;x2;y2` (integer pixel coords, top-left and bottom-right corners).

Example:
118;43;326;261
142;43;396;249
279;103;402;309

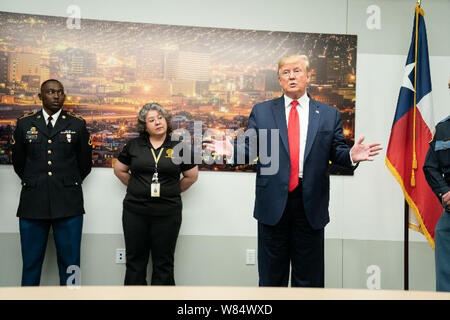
0;11;357;174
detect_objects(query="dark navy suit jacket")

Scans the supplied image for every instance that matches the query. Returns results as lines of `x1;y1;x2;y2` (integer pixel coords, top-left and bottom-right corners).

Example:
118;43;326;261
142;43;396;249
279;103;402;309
237;95;355;230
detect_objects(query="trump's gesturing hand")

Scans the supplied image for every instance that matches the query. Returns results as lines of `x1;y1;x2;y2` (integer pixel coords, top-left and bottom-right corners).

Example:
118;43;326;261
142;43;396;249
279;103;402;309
202;134;234;158
350;136;383;163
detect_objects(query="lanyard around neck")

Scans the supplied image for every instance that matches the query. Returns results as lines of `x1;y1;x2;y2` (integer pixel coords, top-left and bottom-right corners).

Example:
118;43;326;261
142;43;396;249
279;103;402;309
151;147;164;171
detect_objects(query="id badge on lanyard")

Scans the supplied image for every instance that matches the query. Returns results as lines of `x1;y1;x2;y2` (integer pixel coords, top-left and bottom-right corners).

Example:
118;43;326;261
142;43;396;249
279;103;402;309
151;147;164;198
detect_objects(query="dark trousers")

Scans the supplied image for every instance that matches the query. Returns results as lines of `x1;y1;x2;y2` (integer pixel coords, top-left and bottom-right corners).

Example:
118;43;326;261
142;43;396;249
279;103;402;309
435;210;450;292
258;180;324;287
19;215;83;286
122;210;181;285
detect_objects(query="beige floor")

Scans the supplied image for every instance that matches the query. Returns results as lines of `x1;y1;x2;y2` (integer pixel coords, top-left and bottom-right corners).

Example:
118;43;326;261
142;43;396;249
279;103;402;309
0;285;449;300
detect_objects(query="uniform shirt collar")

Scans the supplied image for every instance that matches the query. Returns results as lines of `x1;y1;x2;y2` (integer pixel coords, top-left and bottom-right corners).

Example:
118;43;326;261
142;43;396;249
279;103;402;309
42;108;62;123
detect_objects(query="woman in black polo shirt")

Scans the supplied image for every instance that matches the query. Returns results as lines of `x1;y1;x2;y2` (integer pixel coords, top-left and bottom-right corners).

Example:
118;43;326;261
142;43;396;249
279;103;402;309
113;102;198;285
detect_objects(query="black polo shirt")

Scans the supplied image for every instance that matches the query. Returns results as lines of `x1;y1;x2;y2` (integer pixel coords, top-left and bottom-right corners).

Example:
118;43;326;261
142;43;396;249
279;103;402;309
118;133;196;216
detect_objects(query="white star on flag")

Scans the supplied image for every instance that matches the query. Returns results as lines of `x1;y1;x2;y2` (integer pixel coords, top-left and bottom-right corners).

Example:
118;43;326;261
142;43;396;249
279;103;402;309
401;63;415;92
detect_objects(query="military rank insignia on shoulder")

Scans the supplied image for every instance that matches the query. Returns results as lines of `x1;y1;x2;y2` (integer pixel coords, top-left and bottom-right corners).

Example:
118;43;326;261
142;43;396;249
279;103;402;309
18;111;37;120
67;111;85;121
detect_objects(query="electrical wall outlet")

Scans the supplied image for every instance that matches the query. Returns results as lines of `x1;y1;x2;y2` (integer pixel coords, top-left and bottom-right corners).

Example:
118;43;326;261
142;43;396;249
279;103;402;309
246;249;256;265
116;248;126;264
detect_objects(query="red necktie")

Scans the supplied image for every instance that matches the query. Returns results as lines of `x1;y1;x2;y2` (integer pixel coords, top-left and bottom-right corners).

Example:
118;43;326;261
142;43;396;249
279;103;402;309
288;100;300;191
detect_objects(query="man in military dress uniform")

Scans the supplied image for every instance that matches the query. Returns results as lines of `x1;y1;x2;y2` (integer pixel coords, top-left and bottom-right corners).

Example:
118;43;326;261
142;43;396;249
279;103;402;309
11;79;92;286
423;115;450;292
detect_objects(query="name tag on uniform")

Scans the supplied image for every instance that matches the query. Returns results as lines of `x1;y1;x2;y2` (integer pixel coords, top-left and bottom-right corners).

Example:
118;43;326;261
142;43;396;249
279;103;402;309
25;134;38;140
151;183;160;197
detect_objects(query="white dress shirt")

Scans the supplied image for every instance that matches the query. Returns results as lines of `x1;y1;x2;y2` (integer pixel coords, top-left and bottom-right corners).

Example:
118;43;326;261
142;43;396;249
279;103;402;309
284;93;309;178
42;108;61;127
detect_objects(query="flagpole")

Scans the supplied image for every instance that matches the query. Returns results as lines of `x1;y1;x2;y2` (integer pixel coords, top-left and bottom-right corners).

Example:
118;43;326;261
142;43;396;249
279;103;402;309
388;0;439;290
403;0;424;292
404;200;409;290
403;0;422;292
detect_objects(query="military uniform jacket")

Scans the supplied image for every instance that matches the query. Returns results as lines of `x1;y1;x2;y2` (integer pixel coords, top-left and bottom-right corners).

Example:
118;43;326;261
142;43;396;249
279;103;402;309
11;109;92;219
424;116;450;210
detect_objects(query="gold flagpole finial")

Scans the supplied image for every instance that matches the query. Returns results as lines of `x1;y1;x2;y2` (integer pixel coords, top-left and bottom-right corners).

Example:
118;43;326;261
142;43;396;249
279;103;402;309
417;0;421;6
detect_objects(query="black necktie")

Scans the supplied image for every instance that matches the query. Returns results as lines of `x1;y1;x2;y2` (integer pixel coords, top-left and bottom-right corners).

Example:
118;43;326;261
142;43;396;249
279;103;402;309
47;116;53;134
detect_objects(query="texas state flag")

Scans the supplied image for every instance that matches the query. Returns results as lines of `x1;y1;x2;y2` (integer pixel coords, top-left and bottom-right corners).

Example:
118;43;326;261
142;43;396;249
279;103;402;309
385;4;441;247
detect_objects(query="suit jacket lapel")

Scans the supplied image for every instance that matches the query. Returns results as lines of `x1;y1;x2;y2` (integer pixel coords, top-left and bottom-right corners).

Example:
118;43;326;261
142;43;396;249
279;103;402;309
50;110;70;138
272;96;289;153
304;98;320;161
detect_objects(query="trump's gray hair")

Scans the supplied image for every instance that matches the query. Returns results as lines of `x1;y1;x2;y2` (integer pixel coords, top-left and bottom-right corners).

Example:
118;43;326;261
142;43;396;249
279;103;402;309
278;54;310;73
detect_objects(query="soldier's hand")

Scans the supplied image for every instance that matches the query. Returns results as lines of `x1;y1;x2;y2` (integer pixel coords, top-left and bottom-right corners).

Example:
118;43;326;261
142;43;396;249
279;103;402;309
443;191;450;208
